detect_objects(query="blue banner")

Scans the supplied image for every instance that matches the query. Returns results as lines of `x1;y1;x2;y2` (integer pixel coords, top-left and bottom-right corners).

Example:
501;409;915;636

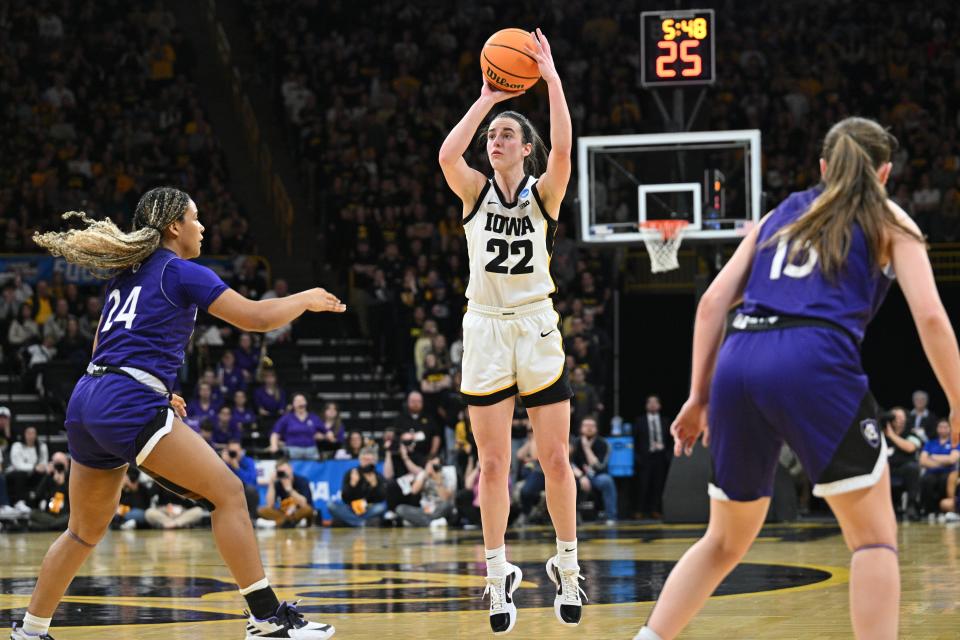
255;459;382;522
607;436;635;477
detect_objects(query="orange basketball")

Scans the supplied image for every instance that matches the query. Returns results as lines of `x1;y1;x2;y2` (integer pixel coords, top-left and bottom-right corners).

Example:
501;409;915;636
481;28;540;92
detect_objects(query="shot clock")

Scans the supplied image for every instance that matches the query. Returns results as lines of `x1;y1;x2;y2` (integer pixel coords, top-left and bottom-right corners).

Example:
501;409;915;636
641;9;716;87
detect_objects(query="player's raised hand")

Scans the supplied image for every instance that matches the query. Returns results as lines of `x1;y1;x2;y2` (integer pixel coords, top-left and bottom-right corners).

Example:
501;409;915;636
671;397;709;457
306;288;346;313
526;28;559;84
480;81;524;103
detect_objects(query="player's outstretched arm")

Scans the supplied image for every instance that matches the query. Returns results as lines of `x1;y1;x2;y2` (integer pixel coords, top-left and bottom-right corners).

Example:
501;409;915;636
208;287;346;333
888;203;960;445
672;224;761;455
526;28;571;218
439;84;519;212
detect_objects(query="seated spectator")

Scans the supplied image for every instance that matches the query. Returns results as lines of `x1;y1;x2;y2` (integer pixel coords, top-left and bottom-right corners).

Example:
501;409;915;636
270;393;323;460
197;368;224;407
42;298;73;344
7;426;49;505
25;335;57;393
318;401;345;453
938;469;959;522
187;382;220;427
8;304;40;357
221;441;260;521
335;431;365;460
455;453;482;528
254;369;287;419
257;459;315;528
28;453;70;532
217;350;248;398
55;317;91;364
233;332;260;377
570;367;602;427
884;406;921;519
516;426;545;525
199;422;216;448
920;418;960;515
420;352;452;420
212;406;242;449
383;430;427;513
328;446;388;527
395;456;456;527
146;486;206;530
909;390;938;440
397;391;442;461
77;296;102;343
0;406;12;453
571;416;617;524
113;468;153;530
231;390;257;433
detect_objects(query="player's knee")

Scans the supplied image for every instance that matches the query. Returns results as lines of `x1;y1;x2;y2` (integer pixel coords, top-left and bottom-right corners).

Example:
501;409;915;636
206;471;245;510
479;454;511;481
539;447;571;478
703;531;751;566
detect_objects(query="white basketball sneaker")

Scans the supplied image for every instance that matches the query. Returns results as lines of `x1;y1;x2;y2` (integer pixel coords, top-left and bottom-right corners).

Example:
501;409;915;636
545;555;587;625
11;623;55;639
244;601;335;639
483;563;522;634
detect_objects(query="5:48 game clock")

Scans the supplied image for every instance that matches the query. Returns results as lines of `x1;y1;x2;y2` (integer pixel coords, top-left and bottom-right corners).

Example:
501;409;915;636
641;9;715;87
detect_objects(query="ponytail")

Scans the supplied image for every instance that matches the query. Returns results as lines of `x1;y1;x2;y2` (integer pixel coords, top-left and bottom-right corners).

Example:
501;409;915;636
476;110;548;176
774;117;922;277
32;187;191;278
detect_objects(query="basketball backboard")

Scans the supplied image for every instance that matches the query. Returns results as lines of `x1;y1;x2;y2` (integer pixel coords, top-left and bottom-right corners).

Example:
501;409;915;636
577;129;762;244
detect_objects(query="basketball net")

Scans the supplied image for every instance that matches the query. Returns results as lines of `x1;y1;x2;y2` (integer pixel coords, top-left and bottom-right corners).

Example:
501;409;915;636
639;220;689;273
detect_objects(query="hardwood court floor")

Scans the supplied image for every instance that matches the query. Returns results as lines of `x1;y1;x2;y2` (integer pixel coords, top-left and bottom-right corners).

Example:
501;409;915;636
0;520;957;639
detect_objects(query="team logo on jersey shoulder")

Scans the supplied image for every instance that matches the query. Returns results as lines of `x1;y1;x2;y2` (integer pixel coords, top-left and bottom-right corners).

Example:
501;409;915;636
860;419;881;448
519;187;530;198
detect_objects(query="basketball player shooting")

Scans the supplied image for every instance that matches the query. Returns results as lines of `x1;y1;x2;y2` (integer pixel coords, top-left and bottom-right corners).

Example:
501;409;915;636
439;28;586;635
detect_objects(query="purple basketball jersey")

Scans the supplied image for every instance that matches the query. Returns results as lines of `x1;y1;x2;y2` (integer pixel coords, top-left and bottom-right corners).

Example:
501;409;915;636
739;187;894;342
92;248;228;390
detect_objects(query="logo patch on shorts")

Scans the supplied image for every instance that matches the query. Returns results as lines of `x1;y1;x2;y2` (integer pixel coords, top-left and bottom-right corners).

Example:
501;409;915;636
860;419;881;448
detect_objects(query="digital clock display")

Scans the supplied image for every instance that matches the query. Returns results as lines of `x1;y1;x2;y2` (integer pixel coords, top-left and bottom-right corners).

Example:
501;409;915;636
641;9;716;87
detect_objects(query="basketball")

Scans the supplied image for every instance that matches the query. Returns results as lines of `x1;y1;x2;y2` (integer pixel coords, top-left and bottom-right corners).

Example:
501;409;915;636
481;28;540;92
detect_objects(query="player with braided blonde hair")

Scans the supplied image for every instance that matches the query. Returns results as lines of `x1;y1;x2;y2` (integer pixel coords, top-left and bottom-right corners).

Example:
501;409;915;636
15;186;343;640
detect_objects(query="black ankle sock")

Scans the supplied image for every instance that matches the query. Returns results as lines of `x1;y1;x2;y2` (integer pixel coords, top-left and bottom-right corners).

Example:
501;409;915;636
244;586;281;619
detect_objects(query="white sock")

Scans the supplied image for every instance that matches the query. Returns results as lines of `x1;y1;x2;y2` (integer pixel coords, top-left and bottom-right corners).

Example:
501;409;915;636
485;545;507;577
635;627;663;640
22;612;52;636
238;577;270;595
556;538;578;570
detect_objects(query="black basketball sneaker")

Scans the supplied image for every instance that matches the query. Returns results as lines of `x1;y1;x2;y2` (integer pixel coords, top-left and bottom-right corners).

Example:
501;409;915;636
545;555;587;625
483;563;522;634
244;601;335;639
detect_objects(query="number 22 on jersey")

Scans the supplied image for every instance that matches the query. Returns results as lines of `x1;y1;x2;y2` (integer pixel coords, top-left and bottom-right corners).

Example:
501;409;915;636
101;286;142;332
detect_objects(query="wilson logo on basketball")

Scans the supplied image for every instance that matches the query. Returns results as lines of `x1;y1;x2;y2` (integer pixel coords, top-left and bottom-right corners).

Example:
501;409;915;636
485;66;525;91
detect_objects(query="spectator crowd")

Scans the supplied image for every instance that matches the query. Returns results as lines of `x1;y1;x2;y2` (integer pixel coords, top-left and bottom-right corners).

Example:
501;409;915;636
1;0;960;535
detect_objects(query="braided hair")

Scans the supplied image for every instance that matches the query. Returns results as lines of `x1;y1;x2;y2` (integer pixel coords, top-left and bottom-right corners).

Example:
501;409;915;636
33;187;192;278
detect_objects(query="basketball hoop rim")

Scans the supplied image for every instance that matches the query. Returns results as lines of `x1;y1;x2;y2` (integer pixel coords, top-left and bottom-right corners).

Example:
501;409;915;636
638;219;690;240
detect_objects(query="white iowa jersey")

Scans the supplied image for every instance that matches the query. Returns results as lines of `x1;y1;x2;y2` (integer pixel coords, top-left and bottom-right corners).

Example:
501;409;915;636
463;175;558;308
